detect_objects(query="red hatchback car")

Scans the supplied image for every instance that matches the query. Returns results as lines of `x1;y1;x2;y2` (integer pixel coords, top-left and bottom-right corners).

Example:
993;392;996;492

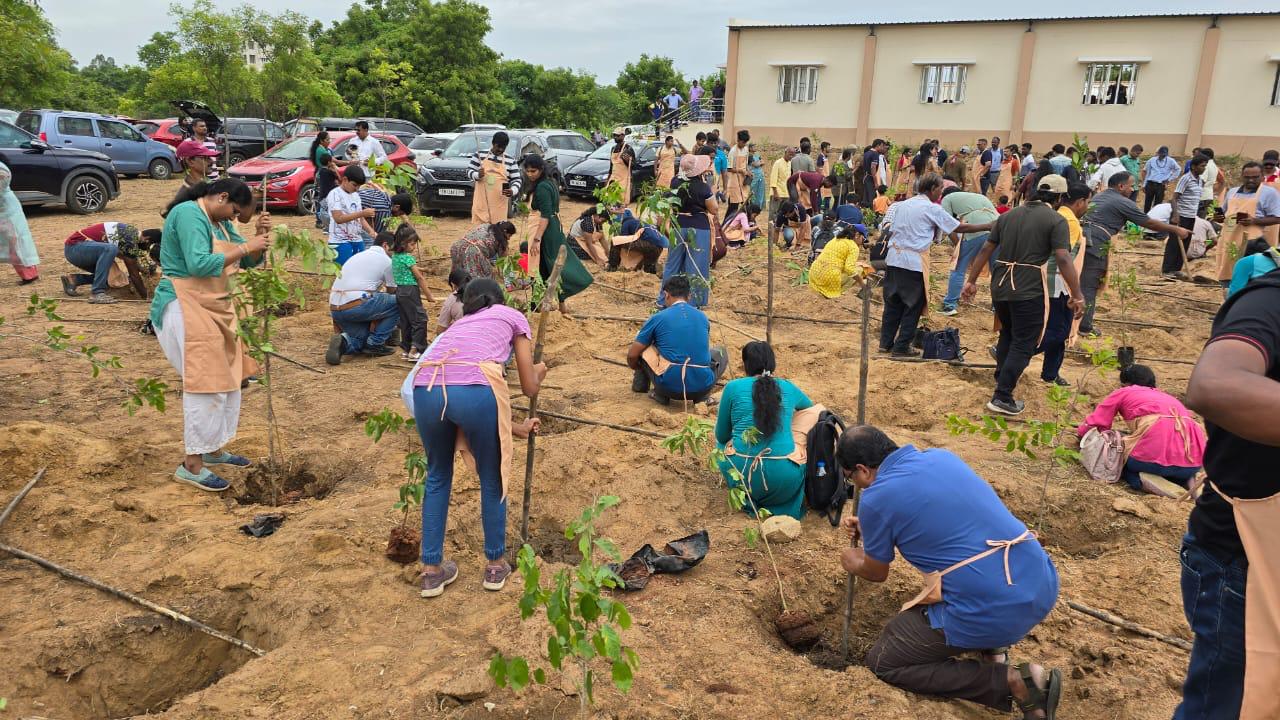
135;118;186;148
227;131;415;214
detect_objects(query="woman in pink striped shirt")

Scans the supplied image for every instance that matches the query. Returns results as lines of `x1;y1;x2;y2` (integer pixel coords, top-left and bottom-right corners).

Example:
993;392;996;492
1077;364;1206;491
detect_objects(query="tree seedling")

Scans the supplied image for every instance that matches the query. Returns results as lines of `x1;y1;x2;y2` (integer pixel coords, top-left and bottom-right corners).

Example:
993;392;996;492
363;407;426;562
489;495;639;718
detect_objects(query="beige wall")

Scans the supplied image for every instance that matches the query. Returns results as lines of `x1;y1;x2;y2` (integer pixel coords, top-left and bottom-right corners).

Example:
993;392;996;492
868;23;1023;133
731;27;862;137
1203;16;1280;144
1022;17;1207;137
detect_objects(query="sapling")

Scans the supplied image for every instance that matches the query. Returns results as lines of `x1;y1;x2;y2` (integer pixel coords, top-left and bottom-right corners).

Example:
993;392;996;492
1107;268;1141;357
230;225;335;482
2;294;167;415
785;260;810;287
489;496;640;718
364;407;426;562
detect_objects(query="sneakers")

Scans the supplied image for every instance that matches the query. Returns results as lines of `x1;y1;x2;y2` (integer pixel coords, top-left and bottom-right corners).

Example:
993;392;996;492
325;334;346;365
419;560;459;598
986;398;1026;416
61;275;79;297
483;561;513;591
402;350;422;361
890;348;922;358
88;292;117;304
1042;376;1070;387
173;465;230;492
360;345;395;357
938;306;959;317
202;450;252;467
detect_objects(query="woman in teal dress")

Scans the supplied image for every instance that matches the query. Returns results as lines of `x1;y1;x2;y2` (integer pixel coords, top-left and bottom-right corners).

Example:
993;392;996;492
523;155;593;313
715;342;814;520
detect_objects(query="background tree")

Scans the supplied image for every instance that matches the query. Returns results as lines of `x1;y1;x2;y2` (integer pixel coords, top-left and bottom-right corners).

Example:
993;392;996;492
258;11;349;120
497;60;623;132
142;1;262;116
0;0;78;109
615;55;686;123
402;0;510;129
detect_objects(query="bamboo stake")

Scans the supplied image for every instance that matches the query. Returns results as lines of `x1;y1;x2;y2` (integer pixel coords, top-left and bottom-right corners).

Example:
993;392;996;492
1116;250;1165;257
1138;286;1219;306
0;542;267;657
511;405;667;439
1065;349;1197;366
0;467;45;529
61;297;149;303
592;280;652;301
841;277;875;660
520;246;568;546
572;313;762;341
60;317;146;324
766;229;775;346
877;355;999;369
266;351;326;374
1065;600;1191;651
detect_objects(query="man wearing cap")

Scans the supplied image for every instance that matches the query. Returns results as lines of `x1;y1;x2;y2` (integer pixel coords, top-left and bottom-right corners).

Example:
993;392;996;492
162;140;224;218
467;131;522;225
327;165;377;266
963;174;1084;416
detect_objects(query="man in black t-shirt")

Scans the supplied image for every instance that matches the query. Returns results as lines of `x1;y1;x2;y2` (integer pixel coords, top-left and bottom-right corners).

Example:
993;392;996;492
1179;275;1280;719
861;139;887;206
963;174;1083;415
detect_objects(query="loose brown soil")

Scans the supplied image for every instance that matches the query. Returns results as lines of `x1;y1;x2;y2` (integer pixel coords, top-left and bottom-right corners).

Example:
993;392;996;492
1;176;1218;719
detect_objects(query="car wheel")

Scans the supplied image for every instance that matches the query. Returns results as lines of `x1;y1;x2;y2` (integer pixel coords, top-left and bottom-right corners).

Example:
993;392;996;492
148;159;173;180
66;175;109;214
228;153;247;167
297;183;317;215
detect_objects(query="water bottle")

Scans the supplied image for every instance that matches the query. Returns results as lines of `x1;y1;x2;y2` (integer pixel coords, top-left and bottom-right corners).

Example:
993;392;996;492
816;461;827;478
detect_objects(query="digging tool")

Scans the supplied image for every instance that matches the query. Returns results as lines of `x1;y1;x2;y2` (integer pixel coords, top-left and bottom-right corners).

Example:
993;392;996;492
520;246;568;546
841;275;876;660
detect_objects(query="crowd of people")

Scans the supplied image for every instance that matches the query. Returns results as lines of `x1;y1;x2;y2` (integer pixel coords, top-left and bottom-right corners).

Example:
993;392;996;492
10;114;1280;720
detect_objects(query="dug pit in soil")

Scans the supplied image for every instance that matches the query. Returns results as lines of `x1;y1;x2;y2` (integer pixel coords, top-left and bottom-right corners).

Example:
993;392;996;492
775;609;821;651
235;457;340;506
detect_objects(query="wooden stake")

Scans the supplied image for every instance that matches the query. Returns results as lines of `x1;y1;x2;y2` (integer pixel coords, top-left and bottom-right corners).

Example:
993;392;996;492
1065;600;1191;651
511;404;667;439
0;467;45;529
520;246;568;546
842;277;874;660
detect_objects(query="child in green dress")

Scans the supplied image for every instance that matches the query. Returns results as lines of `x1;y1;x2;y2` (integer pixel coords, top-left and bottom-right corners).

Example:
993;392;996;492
391;224;434;360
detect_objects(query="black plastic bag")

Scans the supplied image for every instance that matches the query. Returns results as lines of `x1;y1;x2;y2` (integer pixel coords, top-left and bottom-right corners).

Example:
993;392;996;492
239;513;285;538
608;530;709;591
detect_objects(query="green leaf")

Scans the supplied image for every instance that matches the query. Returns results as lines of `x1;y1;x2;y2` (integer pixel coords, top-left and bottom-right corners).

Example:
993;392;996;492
489;654;508;687
533;668;546;685
509;657;530;689
547;635;564;670
611;659;634;692
583;668;594;704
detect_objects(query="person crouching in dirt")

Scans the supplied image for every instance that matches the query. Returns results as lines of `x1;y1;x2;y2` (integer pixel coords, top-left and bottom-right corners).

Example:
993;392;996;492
627;275;727;406
836;424;1064;719
151;178;270;492
607;206;666;273
409;278;548;597
715;341;814;519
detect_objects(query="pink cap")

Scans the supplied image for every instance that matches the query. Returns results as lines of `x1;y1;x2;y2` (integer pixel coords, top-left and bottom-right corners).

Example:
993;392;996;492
177;139;219;161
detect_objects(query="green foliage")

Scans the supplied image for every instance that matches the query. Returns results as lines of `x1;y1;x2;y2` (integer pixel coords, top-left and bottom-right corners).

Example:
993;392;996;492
1107;268;1141;346
489;496;639;712
498;59;625;131
1071;133;1091;174
615;55;685;122
785;260;810;287
0;0;80;109
364;407;427;524
258;12;349;119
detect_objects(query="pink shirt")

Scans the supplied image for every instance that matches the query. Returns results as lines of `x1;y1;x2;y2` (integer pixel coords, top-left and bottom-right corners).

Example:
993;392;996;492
414;305;530;387
1077;385;1206;467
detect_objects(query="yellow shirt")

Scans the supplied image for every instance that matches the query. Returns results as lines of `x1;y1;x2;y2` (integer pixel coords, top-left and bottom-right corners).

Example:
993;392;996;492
1053;206;1083;296
808;237;863;299
769;158;791;199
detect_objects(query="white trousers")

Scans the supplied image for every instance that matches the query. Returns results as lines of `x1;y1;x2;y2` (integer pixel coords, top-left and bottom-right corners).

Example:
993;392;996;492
157;300;242;455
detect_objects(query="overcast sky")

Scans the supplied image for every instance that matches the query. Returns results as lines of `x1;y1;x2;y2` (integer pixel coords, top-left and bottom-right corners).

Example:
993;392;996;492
44;0;1279;82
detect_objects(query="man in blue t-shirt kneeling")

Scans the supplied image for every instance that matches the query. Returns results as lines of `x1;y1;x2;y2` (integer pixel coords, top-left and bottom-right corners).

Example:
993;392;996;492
836;425;1063;719
627;275;727;405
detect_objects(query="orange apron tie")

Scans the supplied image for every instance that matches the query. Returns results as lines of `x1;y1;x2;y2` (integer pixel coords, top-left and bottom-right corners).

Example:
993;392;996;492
641;345;710;405
902;530;1036;611
1217;192;1262;281
994;260;1051;346
471;156;510;226
1206;482;1280;720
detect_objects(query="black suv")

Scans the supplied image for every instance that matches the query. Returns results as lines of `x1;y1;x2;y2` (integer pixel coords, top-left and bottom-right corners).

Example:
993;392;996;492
220;118;286;165
563;139;677;201
416;130;561;215
0;119;119;213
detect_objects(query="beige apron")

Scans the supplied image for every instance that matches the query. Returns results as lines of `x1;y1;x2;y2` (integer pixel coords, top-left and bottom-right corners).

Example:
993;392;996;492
968;155;984;193
901;530;1035;610
723;404;826;490
1207;482;1280;720
1217;193;1262;281
417;358;515;499
471;157;510;226
655;147;676;189
891;244;933;310
993;259;1051;346
641;345;710;403
170;232;258;394
726;150;749;204
609;231;648;271
610;151;632;206
72;230;133;289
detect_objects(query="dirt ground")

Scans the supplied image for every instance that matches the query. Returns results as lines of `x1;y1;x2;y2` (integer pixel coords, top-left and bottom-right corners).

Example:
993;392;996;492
1;175;1224;719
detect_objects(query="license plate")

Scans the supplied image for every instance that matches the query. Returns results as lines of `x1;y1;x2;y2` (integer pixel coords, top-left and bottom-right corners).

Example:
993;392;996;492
438;187;466;197
568;179;587;187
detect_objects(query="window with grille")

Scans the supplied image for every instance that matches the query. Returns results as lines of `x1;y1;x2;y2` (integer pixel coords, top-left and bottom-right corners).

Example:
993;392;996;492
919;64;968;104
1272;65;1280;106
1082;63;1138;105
777;66;819;103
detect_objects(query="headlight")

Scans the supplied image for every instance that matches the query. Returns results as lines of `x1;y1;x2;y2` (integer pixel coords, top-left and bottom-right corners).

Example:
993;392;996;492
268;180;289;189
419;166;434;180
595;173;609;181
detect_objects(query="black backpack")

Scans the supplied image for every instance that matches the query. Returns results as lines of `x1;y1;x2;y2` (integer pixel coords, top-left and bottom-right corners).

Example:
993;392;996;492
921;327;963;361
804;410;849;526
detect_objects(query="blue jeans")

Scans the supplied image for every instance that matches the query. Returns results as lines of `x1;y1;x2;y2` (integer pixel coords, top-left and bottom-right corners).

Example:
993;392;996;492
64;241;119;294
331;241;364;266
1121;459;1199;492
1174;533;1246;720
942;233;990;310
660;224;711;307
331;292;399;353
413;384;507;565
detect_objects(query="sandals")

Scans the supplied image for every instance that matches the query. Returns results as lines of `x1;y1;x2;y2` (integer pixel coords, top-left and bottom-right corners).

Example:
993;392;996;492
1015;663;1061;720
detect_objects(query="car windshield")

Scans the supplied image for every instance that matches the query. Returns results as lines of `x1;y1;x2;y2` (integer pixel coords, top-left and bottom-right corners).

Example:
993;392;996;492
264;135;324;160
410;136;447;151
442;132;495;159
587;142;643;160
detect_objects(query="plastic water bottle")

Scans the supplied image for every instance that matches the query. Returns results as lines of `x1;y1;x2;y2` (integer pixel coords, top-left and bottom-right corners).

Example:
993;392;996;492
816;461;827;478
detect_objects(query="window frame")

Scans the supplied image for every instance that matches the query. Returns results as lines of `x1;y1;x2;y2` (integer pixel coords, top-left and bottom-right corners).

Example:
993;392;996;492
57;116;96;137
777;65;820;104
918;64;968;104
98;120;143;142
1271;64;1280;107
1081;62;1139;106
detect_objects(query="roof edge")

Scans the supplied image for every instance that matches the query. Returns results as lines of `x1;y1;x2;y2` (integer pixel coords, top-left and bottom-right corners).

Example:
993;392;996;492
728;11;1277;29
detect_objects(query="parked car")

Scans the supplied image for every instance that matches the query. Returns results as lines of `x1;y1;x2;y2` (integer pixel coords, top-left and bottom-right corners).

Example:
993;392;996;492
452;123;506;134
408;132;458;164
562;139;681;201
220;117;286;166
0;109;17;124
282;117;424;144
134;118;186;148
357;117;425;145
0;119;119;213
226;131;414;215
528;128;597;177
416;129;561;215
15;110;180;180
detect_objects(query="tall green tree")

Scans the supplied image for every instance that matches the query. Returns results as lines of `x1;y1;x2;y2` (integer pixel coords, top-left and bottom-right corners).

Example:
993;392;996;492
0;0;78;109
496;60;622;131
258;11;349;120
616;55;686;123
143;1;261;116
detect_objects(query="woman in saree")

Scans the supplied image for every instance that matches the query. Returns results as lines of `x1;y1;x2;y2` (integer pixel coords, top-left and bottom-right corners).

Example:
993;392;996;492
0;161;39;283
450;221;519;284
524;155;593;313
655;135;678;191
749;143;767;210
993;152;1020;204
661;153;717;308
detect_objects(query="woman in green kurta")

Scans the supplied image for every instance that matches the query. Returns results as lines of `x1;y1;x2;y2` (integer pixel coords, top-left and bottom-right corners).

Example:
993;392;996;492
523;155;592;312
715;342;814;520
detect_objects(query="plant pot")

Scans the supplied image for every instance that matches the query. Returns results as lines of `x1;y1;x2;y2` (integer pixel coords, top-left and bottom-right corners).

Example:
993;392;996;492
385;525;421;564
775;609;820;651
1117;346;1136;369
